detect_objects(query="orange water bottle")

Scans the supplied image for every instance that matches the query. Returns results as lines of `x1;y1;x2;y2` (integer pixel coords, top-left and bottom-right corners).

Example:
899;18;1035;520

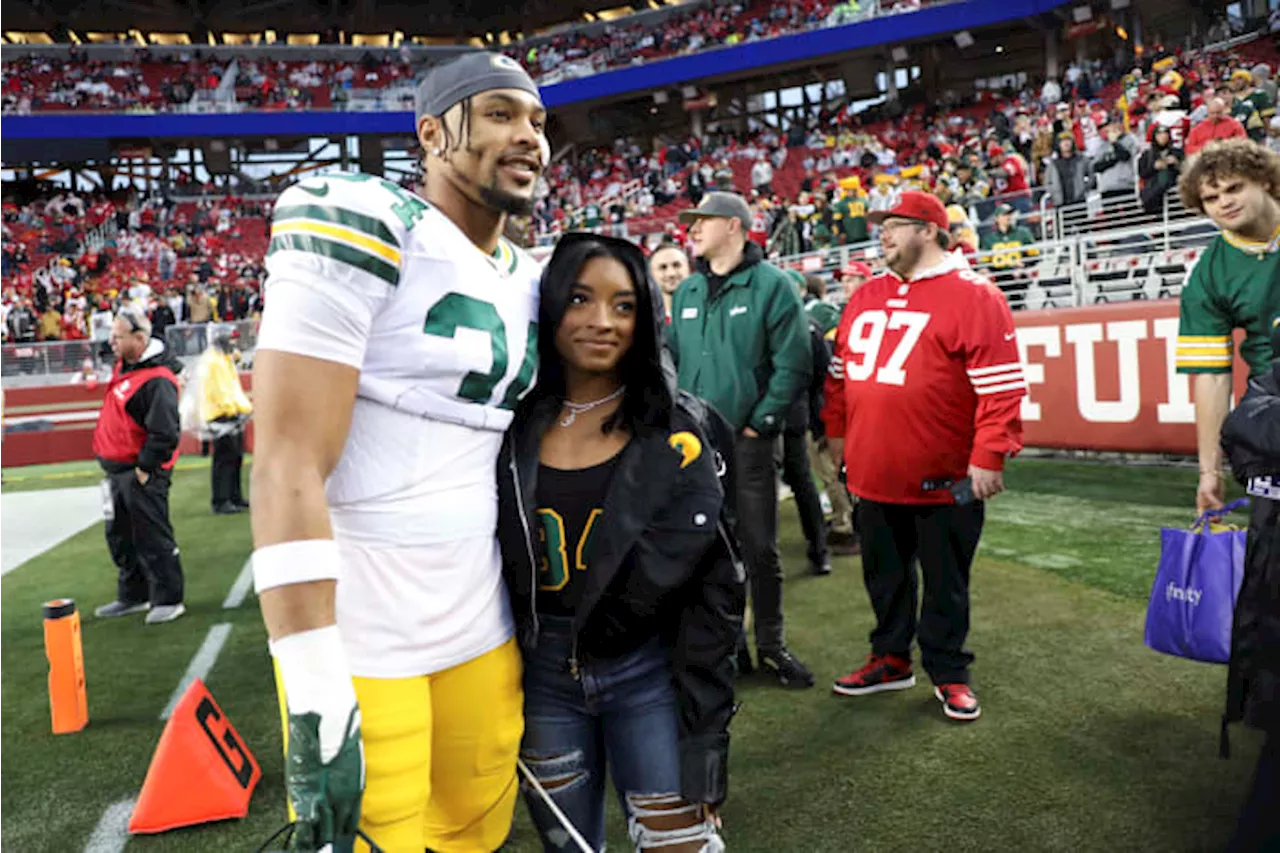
44;599;89;734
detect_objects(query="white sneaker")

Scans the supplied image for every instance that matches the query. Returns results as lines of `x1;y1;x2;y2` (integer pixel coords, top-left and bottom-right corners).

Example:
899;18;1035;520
94;600;150;619
145;603;186;624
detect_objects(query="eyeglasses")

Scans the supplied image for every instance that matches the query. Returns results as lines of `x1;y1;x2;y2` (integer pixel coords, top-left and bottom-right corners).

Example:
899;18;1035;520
879;219;927;233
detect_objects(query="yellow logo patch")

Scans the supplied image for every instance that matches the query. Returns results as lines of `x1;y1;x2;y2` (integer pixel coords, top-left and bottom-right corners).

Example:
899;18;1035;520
668;432;702;469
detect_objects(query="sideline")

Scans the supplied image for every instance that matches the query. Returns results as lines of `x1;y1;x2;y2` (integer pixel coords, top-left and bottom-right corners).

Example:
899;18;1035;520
1;486;103;575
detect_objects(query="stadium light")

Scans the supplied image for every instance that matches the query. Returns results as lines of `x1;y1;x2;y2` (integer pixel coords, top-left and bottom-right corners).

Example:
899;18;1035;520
995;44;1004;53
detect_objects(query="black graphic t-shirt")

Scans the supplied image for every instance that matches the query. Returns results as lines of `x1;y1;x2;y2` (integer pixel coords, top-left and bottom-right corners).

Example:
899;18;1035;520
535;453;622;617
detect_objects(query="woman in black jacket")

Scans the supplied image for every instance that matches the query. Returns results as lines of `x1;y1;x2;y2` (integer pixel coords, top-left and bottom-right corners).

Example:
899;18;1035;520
1220;319;1280;853
497;233;745;852
1137;124;1184;214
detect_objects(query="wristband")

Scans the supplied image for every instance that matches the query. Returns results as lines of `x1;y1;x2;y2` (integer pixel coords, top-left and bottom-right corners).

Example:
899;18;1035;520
253;539;341;594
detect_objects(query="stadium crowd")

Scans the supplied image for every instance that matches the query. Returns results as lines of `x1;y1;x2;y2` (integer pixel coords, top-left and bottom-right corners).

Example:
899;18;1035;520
532;38;1280;256
2;190;267;351
3;24;1278;356
1;0;938;114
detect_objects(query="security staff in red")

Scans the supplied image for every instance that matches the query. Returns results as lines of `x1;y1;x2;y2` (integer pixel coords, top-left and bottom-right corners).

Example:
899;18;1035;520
92;307;187;625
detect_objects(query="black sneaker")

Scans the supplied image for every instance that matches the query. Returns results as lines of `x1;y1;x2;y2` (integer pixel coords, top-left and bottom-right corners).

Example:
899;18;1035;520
810;556;832;576
734;640;754;677
828;530;860;556
757;647;815;688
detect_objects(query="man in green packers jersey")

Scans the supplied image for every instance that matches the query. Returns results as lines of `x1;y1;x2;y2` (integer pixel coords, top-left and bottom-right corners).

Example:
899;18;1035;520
1229;68;1274;144
832;189;869;245
979;204;1037;269
1175;139;1280;513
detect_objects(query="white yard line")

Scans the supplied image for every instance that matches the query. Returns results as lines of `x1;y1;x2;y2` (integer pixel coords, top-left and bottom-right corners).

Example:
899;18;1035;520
81;797;137;853
158;623;233;721
222;558;254;609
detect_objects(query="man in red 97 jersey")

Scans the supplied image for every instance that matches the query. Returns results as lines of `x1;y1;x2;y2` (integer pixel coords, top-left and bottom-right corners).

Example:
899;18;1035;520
821;191;1026;722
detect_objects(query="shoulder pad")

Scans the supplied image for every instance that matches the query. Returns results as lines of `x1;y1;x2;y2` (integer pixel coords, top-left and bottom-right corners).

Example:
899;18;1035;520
269;172;419;288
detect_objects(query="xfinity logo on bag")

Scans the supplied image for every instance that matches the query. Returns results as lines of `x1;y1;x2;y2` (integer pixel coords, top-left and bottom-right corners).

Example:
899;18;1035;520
1166;582;1202;606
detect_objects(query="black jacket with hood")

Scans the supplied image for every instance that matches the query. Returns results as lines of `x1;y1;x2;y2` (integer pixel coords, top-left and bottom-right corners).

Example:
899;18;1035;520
1220;322;1280;743
496;234;747;806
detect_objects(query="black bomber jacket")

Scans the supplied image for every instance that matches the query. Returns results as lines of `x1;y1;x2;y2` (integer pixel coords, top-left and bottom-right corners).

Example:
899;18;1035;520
496;387;747;806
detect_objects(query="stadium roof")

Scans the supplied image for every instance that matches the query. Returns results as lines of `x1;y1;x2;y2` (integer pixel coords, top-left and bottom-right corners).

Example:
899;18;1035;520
2;0;637;40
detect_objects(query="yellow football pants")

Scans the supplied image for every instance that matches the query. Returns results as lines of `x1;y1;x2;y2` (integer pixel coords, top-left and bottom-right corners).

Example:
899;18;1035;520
275;638;524;853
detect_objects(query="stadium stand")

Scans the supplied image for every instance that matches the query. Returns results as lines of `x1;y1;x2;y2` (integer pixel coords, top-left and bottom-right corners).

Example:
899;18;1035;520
3;5;1278;379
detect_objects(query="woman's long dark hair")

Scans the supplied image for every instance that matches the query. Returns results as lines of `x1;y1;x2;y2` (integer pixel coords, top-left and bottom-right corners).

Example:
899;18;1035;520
526;232;672;435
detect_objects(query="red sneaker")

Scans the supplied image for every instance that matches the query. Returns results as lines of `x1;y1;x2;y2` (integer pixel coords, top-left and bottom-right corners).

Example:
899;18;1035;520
934;683;981;721
832;654;915;696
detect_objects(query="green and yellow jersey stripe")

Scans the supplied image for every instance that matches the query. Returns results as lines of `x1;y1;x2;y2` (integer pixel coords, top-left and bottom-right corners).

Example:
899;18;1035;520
1175;334;1232;372
268;204;402;286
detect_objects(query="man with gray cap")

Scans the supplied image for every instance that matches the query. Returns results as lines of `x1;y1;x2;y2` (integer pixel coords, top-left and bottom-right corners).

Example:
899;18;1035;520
249;50;546;852
667;191;816;688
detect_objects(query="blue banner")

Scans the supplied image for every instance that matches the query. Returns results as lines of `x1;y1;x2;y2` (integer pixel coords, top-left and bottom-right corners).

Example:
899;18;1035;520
542;0;1070;107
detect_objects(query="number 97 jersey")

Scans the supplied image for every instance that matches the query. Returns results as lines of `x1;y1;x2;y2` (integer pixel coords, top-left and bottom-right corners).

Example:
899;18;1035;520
820;254;1026;505
257;172;540;550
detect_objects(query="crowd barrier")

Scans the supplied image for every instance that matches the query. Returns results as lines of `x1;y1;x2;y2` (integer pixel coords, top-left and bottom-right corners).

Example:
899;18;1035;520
1;297;1252;467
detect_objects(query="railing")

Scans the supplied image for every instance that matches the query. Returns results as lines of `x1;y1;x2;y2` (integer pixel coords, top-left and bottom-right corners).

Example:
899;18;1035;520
1;320;259;386
771;212;1219;311
163;320;260;359
1047;188;1197;241
1;339;110;385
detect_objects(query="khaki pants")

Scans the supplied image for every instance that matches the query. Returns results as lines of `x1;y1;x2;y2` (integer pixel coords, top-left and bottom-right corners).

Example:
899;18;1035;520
808;436;853;534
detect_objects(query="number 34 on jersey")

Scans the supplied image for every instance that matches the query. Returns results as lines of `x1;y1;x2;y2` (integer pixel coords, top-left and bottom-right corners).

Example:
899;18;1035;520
265;172;541;432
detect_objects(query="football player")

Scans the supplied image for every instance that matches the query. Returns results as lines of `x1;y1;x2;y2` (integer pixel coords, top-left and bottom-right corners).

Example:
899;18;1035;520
250;52;547;852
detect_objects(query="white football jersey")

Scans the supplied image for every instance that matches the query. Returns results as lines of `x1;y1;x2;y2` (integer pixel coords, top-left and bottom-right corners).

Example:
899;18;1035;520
257;172;540;676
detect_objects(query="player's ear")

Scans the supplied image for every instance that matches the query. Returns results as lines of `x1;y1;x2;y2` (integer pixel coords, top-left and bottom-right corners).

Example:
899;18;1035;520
417;115;443;160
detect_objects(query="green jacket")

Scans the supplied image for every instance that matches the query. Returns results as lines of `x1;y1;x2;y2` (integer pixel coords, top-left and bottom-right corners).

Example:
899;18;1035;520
668;243;812;436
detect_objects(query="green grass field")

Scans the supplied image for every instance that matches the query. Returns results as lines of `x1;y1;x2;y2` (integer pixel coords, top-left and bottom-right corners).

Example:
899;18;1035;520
0;457;1261;852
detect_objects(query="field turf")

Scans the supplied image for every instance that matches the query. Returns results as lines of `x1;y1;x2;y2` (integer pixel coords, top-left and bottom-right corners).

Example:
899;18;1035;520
0;457;1260;852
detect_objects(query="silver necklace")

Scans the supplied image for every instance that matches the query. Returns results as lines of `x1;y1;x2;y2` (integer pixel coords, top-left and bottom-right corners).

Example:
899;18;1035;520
560;386;626;426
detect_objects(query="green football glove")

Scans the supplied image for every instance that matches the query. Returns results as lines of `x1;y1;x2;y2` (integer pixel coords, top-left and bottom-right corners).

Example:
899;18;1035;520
286;707;364;852
271;626;365;853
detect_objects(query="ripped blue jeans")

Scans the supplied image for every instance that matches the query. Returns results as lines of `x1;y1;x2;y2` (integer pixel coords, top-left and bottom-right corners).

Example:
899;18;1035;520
520;615;681;852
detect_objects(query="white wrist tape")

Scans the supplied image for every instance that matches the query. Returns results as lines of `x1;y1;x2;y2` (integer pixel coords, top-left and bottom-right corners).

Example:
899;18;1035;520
252;539;341;594
270;625;358;762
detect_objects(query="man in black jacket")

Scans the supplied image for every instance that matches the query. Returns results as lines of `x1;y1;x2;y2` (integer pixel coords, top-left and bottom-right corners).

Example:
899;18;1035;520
779;270;833;576
1220;318;1280;853
91;307;187;625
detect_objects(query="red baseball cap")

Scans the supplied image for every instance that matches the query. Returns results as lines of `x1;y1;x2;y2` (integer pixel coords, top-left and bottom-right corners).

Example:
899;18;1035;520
866;190;950;231
838;260;874;279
